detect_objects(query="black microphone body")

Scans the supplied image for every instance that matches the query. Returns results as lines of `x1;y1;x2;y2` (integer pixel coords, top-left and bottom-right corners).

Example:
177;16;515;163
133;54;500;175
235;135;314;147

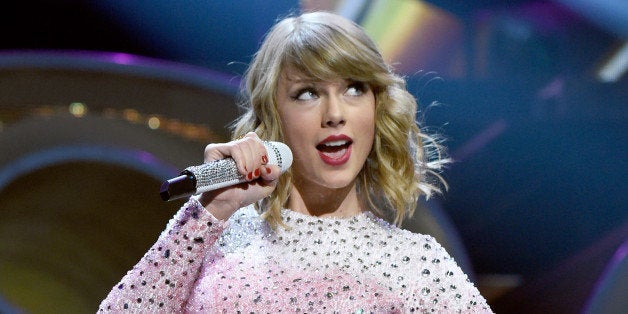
160;141;292;201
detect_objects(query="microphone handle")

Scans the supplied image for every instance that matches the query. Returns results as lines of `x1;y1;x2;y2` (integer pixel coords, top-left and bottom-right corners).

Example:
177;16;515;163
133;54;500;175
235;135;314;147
160;141;291;202
160;158;244;201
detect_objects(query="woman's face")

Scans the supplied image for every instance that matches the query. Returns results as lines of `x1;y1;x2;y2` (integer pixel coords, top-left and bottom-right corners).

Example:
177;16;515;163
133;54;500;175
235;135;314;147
276;67;375;192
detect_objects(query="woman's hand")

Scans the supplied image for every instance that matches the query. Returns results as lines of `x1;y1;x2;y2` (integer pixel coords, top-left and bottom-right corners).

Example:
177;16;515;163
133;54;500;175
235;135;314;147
198;132;281;220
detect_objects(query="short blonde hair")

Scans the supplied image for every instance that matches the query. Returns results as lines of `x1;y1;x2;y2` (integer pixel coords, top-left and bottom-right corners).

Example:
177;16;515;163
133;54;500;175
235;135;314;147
231;11;448;226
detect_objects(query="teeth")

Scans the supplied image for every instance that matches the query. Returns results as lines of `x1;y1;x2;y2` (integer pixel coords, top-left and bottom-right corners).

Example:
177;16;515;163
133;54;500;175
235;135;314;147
323;140;347;147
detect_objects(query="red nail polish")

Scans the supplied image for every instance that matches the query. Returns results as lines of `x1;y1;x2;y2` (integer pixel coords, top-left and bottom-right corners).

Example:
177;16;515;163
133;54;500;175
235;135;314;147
254;169;260;177
266;167;272;174
247;172;253;180
262;155;268;163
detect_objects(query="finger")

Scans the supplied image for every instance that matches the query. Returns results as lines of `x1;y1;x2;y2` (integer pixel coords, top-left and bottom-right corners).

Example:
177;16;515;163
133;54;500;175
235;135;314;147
204;141;250;176
242;132;267;164
204;143;228;163
229;143;250;176
238;138;258;180
259;164;281;181
240;133;268;180
204;132;266;179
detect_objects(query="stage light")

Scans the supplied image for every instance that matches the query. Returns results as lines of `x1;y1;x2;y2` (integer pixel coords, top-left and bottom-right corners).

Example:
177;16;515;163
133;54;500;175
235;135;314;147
597;41;628;83
122;108;141;123
147;116;161;129
69;102;87;118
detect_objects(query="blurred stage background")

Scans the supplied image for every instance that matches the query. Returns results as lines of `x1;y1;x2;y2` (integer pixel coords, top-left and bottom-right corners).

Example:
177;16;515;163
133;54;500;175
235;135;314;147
0;0;626;313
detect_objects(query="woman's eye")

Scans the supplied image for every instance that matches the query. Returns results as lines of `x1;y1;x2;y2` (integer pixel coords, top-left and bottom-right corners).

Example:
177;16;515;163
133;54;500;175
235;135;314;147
294;89;317;101
346;82;367;96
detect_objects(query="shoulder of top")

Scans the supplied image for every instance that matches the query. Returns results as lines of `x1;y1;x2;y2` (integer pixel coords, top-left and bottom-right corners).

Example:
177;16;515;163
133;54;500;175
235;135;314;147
365;212;441;246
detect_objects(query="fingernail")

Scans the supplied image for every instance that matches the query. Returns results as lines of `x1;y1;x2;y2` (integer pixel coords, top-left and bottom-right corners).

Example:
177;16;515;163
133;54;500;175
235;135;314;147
254;169;260;177
262;155;268;163
266;167;272;174
247;172;253;180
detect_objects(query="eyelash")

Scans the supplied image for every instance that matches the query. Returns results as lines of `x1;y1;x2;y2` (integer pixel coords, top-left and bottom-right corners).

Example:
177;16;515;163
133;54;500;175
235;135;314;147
291;82;367;100
292;88;316;101
348;82;367;94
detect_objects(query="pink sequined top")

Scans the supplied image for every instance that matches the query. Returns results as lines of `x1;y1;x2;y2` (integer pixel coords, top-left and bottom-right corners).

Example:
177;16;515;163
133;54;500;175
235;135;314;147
98;198;492;313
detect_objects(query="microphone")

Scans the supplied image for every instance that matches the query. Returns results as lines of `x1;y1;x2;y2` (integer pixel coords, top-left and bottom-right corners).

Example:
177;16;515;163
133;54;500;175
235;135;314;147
160;141;293;201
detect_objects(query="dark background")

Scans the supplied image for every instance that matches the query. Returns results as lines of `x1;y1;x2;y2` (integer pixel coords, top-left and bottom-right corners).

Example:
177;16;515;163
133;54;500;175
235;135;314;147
0;0;626;313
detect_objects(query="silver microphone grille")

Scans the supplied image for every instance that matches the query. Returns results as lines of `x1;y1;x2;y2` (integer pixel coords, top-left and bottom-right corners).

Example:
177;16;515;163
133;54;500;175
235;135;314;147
264;141;293;173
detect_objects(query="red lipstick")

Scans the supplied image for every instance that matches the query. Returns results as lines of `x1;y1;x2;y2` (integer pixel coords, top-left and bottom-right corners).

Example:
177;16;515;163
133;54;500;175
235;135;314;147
316;135;353;166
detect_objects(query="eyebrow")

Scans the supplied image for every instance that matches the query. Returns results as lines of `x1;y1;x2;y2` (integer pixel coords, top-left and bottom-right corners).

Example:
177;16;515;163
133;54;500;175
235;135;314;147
283;75;319;84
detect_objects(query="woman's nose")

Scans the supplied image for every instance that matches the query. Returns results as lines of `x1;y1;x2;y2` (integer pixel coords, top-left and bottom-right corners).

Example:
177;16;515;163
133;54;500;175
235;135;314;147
322;96;346;127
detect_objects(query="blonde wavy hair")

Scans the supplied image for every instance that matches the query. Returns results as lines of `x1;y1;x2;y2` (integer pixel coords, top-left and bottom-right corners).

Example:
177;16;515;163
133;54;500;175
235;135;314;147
231;11;449;227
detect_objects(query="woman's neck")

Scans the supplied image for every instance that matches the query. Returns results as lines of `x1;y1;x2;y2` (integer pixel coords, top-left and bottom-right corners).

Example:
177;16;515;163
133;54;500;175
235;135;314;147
286;181;364;218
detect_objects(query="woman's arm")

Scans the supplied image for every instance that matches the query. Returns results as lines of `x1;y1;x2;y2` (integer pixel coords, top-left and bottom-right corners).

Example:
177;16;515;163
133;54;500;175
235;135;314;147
97;198;228;312
405;235;494;313
98;133;280;312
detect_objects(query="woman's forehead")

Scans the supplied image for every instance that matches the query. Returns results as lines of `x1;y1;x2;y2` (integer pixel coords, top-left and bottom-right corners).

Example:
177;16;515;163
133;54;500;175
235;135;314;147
281;67;317;82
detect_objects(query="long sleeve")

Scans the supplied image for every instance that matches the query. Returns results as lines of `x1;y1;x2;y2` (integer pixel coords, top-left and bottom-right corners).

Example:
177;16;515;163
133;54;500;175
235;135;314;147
405;235;493;313
97;198;228;312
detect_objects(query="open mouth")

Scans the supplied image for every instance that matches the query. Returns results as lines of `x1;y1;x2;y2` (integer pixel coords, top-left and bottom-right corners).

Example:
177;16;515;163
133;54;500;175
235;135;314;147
316;140;352;160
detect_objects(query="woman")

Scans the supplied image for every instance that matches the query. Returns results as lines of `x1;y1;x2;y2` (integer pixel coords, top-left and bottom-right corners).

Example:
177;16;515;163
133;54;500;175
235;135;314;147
99;11;492;313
